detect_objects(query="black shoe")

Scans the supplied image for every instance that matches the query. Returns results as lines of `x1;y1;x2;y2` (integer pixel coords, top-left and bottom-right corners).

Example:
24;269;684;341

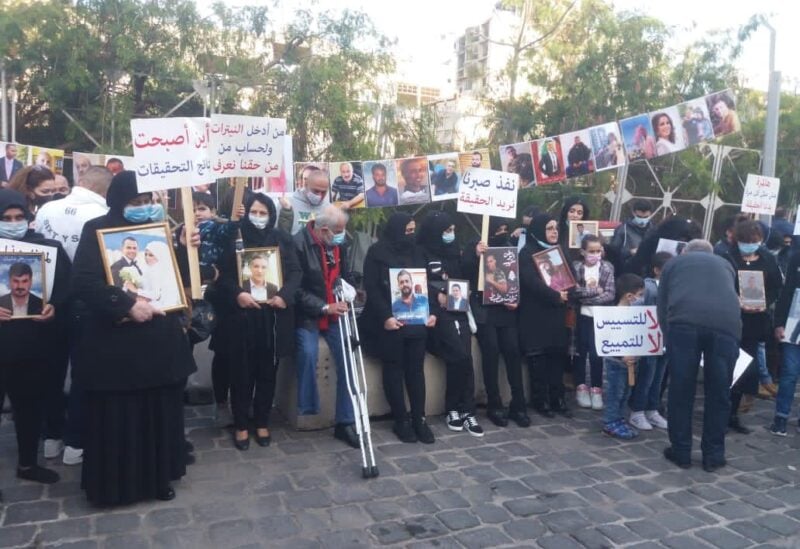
463;414;485;437
550;398;573;418
508;409;531;428
663;447;691;469
413;417;435;444
702;457;726;473
334;423;360;449
487;407;509;427
16;465;60;484
255;429;272;447
156;486;176;501
184;440;194;453
393;418;417;443
533;402;555;418
728;416;751;435
184;452;196;466
233;431;250;451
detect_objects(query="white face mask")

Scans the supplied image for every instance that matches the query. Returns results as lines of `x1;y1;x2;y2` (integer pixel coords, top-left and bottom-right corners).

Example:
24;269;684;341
248;214;268;230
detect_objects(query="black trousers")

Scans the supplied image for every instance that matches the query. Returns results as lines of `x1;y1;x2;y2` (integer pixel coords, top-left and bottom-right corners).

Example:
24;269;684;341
476;322;525;412
730;339;760;417
229;345;278;431
211;351;230;405
382;335;427;422
44;350;69;440
1;362;46;467
443;318;476;415
526;351;566;406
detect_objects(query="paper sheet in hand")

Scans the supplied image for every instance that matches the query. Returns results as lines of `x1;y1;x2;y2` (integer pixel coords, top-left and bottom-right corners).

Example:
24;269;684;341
699;348;753;388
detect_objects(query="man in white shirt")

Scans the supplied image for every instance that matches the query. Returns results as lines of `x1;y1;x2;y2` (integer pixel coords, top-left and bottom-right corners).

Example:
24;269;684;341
35;166;112;261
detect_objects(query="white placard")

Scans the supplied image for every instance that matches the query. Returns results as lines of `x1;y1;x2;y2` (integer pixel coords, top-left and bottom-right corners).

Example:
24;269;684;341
456;168;518;219
0;239;57;298
741;173;780;215
793;206;800;236
209;114;286;179
593;306;664;357
130;117;214;192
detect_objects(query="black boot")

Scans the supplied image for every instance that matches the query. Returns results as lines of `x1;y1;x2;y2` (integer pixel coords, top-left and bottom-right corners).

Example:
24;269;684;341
487;407;509;427
550;395;573;418
728;415;751;434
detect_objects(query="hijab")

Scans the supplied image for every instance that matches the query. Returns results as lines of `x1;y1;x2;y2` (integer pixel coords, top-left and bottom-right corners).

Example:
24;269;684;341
417;210;459;260
0;188;32;221
240;192;278;247
488;217;511;247
383;212;414;254
105;170;149;225
526;213;557;252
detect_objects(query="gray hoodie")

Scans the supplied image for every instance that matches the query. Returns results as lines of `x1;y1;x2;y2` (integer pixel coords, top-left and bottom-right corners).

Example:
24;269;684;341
278;189;331;235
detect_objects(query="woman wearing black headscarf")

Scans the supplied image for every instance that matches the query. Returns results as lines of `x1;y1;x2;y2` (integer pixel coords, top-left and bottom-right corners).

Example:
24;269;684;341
217;193;301;450
519;213;572;418
362;212;436;443
71;171;195;504
417;210;484;437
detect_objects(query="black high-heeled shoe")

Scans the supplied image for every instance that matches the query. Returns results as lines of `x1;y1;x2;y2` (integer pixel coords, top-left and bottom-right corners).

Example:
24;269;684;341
255;429;271;447
233;430;250;451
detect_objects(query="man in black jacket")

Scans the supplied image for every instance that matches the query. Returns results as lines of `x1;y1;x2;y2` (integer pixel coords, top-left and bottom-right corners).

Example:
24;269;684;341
0;262;44;316
293;205;358;448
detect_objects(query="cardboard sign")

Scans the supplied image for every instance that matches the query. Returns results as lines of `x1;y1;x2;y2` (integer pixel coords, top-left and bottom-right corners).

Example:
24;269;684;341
457;168;518;219
209;114;286;179
0;239;57;298
131;117;214;192
741;173;779;215
593;306;664;357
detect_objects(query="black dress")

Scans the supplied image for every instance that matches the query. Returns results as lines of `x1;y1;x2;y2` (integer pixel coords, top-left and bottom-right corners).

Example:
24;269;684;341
71;173;195;505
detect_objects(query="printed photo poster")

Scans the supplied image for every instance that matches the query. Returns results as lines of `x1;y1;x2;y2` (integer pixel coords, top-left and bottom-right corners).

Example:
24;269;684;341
531;137;565;185
29;146;65;175
0;142;28;184
482;247;519;305
238;247;282;303
97;222;187;312
593;305;664;357
428;153;462;202
656;238;686;257
105;155;134;176
589;123;625;171
559;129;596;178
72;152;135;183
395;157;431;206
649;106;687;157
363;160;399;208
330;161;365;209
131;117;214;192
741;173;779;216
677;98;715;146
294;162;329;192
532;246;575;292
569;220;599;248
389;267;429;325
705;89;740;137
209;114;286;180
458;148;490;172
446;279;469;312
620;114;657;162
0;238;57;298
783;289;800;344
0;252;46;319
738;270;766;311
499;142;535;188
457;168;518;218
253;135;293;197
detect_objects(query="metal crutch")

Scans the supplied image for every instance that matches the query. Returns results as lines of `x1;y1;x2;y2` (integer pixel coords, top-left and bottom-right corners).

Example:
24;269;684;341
334;279;379;479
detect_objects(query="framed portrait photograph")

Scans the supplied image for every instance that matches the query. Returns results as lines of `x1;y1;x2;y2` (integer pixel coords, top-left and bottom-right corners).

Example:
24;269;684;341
482;247;519;305
738;270;766;311
363;160;400;208
428;153;462;202
569;220;600;249
97;222;187;313
395;157;431;206
446;279;469;312
238;247;282;303
532;246;576;292
0;251;46;319
389;267;429;325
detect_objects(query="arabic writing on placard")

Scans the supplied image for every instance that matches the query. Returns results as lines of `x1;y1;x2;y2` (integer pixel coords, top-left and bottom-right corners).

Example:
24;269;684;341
209;114;286;179
0;239;57;298
457;168;518;219
741;173;779;216
593;306;664;357
131;118;214;192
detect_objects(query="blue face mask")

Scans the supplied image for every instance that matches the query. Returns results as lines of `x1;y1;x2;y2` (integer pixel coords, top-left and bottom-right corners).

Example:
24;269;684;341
0;220;29;240
442;232;455;244
535;238;555;249
123;204;164;224
331;231;346;246
632;215;650;227
738;242;761;256
631;295;645;306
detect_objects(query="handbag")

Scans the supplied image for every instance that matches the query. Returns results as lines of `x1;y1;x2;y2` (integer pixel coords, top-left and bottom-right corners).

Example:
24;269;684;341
188;299;218;344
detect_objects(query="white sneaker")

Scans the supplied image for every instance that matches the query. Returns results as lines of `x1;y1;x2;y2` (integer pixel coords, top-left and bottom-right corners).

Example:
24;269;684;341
43;439;64;459
590;388;604;410
446;410;464;432
575;385;592;408
62;446;83;465
645;410;668;429
629;411;653;431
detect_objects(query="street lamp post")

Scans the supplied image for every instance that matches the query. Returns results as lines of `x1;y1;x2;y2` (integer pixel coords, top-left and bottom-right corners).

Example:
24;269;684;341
760;19;781;225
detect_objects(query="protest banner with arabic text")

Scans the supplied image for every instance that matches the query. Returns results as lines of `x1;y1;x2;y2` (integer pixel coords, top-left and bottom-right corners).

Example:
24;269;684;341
131;118;214;192
741;173;779;215
209;114;286;179
457;168;518;219
593;306;664;357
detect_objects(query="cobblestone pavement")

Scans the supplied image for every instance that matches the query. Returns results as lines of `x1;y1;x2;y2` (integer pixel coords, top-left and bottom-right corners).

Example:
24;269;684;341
1;393;799;549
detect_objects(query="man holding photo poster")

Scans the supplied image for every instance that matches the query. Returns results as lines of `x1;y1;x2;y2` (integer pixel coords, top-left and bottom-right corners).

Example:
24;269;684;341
771;253;800;435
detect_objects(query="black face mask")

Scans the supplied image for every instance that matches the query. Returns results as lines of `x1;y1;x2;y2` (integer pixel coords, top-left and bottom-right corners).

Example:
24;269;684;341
489;232;509;247
51;193;67;202
33;195;52;207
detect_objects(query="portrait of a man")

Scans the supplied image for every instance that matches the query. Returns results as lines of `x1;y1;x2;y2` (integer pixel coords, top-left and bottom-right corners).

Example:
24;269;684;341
397;157;431;205
0;256;45;319
447;280;469;312
240;248;282;303
110;236;142;291
390;268;429;325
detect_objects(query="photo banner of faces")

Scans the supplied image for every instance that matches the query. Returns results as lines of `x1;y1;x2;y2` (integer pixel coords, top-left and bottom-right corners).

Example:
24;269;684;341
1;142;66;182
499;89;738;187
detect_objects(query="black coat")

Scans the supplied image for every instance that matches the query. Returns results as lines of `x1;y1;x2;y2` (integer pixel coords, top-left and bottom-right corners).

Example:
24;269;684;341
518;239;568;355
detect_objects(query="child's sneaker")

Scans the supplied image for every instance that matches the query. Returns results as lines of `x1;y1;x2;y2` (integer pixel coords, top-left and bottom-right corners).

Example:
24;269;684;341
590;387;604;410
575;385;592;408
629;411;652;431
645;410;668;429
462;414;485;437
446;410;464;432
603;419;638;440
769;416;787;437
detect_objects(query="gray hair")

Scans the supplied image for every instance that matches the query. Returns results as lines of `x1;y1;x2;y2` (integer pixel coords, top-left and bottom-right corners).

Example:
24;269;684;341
315;205;348;230
79;166;113;196
684;239;713;254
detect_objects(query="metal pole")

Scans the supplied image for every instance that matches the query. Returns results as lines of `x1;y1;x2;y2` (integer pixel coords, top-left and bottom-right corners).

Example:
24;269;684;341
609;162;628;222
110;92;116;151
1;63;7;142
760;21;780;225
10;88;16;142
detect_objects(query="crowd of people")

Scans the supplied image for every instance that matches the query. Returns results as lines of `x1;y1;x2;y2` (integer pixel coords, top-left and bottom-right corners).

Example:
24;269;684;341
2;164;800;507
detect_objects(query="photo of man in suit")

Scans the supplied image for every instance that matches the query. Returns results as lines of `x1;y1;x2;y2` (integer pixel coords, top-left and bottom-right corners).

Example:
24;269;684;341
447;282;468;312
1;144;24;187
243;253;278;302
110;236;142;290
0;262;43;317
539;139;561;177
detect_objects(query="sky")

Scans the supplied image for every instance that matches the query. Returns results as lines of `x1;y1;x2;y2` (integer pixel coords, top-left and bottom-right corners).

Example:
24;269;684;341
197;0;799;95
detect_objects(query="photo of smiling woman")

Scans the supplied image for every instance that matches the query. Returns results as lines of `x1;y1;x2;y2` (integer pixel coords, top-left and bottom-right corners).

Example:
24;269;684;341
650;106;686;157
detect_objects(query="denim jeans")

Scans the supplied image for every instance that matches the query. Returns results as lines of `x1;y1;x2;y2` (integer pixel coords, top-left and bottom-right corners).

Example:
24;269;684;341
603;358;631;425
775;342;800;419
757;341;773;384
666;323;739;463
630;355;666;412
296;324;355;424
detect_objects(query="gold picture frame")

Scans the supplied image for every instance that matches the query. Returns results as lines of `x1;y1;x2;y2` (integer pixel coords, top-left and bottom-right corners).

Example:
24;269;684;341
0;251;47;319
237;246;283;303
